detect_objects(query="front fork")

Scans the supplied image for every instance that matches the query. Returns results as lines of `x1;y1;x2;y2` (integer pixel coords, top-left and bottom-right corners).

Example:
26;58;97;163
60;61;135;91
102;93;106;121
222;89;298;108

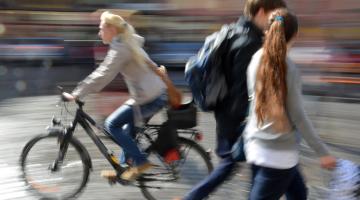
48;121;74;172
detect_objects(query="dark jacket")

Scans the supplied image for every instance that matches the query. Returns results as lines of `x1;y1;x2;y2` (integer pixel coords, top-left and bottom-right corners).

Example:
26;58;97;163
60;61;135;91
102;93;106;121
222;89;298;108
216;17;263;121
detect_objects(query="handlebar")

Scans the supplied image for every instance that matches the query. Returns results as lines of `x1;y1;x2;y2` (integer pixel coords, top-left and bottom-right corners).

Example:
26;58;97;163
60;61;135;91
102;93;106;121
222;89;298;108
58;86;85;108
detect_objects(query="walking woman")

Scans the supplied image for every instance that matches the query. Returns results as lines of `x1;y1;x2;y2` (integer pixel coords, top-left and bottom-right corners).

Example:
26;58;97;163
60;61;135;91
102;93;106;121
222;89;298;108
63;11;170;181
244;9;337;200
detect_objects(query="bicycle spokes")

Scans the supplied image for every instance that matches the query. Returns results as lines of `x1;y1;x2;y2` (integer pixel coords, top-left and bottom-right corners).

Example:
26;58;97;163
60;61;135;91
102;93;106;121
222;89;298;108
21;134;89;199
139;137;213;200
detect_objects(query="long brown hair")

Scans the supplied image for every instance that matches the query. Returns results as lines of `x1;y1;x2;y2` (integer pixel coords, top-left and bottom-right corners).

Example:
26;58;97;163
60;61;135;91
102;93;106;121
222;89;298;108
255;9;298;132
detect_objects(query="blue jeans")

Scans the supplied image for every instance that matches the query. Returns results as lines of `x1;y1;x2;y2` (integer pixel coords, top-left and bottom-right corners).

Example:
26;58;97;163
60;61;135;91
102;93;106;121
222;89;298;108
183;156;236;200
104;93;167;167
249;165;307;200
183;110;244;200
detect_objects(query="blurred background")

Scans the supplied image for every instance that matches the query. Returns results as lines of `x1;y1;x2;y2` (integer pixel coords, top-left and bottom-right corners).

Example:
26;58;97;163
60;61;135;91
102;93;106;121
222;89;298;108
0;1;359;200
0;0;358;100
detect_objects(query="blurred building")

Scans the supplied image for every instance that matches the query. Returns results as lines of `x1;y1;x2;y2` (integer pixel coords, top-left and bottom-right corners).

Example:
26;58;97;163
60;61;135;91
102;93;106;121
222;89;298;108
0;0;359;99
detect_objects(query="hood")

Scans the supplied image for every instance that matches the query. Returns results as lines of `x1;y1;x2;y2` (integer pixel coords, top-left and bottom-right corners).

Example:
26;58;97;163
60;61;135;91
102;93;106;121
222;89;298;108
111;34;145;49
133;34;145;46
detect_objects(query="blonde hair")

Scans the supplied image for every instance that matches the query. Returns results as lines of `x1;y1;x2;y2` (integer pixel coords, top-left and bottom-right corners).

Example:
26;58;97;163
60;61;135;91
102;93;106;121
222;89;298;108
100;11;146;66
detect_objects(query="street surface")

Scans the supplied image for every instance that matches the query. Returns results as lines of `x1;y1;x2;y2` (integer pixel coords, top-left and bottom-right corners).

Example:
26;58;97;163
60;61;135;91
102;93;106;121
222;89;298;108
0;94;359;200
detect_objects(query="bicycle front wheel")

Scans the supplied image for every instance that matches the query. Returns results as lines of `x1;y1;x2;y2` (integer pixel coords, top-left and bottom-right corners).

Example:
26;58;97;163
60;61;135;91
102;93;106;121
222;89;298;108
20;132;90;200
139;137;213;200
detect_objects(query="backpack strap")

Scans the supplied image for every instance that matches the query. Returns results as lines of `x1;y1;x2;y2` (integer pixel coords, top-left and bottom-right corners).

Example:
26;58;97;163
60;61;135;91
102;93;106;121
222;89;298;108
145;58;183;109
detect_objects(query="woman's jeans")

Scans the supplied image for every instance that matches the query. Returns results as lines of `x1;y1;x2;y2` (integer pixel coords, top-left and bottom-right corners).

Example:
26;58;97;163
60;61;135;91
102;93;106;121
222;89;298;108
104;93;167;167
249;164;307;200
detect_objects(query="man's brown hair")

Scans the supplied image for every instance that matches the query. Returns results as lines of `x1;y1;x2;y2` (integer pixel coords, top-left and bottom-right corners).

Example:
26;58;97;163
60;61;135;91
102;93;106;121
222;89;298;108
244;0;287;18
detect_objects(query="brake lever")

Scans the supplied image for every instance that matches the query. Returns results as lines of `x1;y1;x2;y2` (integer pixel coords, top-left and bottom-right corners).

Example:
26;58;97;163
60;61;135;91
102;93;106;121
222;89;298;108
57;86;64;93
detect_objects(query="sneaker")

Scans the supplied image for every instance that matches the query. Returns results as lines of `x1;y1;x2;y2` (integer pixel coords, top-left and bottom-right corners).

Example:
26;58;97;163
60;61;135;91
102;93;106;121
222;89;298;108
120;162;154;181
100;170;117;183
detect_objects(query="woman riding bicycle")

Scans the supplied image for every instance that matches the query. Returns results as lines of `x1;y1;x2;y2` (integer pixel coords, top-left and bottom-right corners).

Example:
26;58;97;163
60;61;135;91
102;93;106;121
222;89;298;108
63;11;169;181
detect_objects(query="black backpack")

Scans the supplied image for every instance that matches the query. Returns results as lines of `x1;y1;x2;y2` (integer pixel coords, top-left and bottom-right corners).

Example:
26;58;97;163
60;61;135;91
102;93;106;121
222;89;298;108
184;23;248;111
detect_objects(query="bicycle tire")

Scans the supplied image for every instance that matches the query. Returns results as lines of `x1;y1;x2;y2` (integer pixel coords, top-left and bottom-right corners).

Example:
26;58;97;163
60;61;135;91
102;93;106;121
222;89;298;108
20;131;91;200
139;136;213;200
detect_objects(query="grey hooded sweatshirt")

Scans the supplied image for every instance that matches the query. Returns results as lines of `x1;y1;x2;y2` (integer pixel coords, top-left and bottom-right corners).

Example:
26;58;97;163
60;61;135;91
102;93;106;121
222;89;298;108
72;35;166;105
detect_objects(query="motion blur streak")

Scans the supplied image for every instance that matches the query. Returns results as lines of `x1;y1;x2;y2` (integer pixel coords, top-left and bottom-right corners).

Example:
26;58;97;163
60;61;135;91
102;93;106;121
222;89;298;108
0;1;359;200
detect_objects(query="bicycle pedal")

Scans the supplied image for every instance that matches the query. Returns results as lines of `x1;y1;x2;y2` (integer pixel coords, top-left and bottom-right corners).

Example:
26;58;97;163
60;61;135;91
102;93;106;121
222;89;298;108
107;177;117;185
105;176;118;185
116;177;131;185
103;174;131;186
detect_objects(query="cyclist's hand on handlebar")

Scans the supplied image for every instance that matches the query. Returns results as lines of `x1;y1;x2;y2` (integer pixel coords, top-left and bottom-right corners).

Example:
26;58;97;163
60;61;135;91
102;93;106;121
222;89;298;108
62;92;76;102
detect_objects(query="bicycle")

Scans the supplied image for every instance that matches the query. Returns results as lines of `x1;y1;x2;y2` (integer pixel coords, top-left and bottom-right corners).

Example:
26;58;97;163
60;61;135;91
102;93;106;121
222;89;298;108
19;90;214;200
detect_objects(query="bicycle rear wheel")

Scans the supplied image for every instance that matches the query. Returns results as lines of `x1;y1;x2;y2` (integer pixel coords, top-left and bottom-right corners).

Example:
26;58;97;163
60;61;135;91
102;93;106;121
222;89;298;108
139;137;213;200
20;132;90;200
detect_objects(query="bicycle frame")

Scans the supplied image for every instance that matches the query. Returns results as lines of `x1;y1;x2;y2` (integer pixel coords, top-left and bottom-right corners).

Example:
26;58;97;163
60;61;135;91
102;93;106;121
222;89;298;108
56;100;125;175
54;99;204;181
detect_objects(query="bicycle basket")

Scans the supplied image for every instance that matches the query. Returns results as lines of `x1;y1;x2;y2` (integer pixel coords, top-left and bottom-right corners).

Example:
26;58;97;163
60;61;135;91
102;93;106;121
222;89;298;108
167;101;197;129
